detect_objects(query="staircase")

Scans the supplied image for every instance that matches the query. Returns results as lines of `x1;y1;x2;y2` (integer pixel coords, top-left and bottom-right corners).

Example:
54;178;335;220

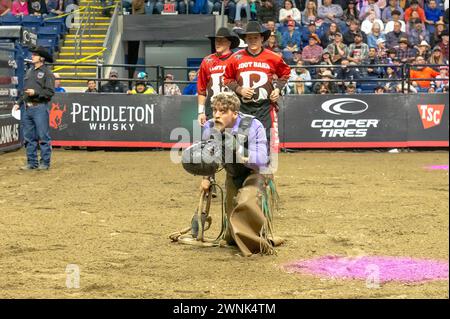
55;0;117;91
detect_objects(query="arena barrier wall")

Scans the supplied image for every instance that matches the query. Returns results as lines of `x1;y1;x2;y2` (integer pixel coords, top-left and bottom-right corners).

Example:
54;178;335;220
0;115;20;153
46;93;448;149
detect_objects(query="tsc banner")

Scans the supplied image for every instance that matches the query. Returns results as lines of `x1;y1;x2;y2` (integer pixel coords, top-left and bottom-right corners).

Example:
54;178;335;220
48;93;448;149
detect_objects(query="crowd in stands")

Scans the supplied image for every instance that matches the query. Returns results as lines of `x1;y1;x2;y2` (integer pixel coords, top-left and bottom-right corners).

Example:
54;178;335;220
0;0;79;17
2;0;448;94
122;0;449;94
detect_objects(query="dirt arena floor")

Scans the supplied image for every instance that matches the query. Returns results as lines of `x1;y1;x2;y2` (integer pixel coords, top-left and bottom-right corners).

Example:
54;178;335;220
0;148;448;299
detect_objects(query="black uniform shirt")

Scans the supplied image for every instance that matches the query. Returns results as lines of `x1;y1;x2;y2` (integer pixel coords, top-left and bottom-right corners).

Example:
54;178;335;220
23;64;55;103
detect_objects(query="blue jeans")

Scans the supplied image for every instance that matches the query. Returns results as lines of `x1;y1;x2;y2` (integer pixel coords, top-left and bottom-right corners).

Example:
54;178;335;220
213;0;236;22
21;103;52;167
145;0;164;14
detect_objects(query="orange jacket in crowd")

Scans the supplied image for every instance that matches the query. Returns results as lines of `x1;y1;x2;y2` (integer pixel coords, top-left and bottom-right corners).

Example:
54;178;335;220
410;67;440;88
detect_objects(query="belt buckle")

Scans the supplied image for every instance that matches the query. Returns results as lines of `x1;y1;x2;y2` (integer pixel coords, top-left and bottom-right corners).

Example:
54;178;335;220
26;102;33;107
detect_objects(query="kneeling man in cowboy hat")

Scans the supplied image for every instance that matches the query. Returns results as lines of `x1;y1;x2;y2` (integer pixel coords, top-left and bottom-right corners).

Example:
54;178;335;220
13;46;55;170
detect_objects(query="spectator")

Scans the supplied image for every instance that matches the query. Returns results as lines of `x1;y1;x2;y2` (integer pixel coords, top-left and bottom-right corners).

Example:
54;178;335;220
343;0;359;25
301;0;319;25
428;45;446;66
301;20;323;47
376;38;388;59
320;21;340;47
47;0;66;16
409;55;440;91
367;21;386;47
317;83;331;94
430;20;446;47
182;70;198;95
382;0;404;23
396;37;417;63
416;40;431;59
359;0;382;21
361;12;385;35
100;69;127;93
335;58;360;92
265;31;280;51
132;0;145;14
54;73;66;93
12;0;29;16
363;47;383;77
407;18;429;47
424;0;444;34
326;32;348;64
159;73;181;95
288;60;312;94
348;32;369;64
28;0;47;16
127;78;156;95
383;64;399;92
438;29;449;58
265;19;283;44
321;50;333;65
281;19;302;50
313;70;338;93
317;0;345;30
213;0;237;23
302;33;323;64
435;66;449;91
385;21;407;48
191;0;214;14
85;79;98;93
374;85;385;93
384;9;406;32
144;1;164;15
404;0;426;23
234;0;251;23
0;0;11;16
279;0;302;25
258;0;278;23
344;19;368;45
345;82;358;94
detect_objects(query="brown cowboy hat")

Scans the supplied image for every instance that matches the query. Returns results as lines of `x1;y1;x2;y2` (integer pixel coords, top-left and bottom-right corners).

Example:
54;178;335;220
207;27;240;50
309;33;321;44
237;21;271;42
30;46;53;63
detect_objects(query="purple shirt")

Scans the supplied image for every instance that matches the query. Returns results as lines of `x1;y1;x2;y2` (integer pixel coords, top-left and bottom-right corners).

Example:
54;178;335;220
202;114;269;172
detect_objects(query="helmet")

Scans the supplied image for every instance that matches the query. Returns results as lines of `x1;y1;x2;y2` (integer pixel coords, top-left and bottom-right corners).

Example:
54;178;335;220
182;139;222;176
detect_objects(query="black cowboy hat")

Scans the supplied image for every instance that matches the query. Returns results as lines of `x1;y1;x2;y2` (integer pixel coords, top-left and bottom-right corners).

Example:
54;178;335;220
207;27;240;50
30;46;53;63
237;21;271;42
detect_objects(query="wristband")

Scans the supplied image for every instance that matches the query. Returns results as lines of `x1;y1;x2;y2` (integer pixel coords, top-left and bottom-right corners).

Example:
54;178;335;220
198;104;205;114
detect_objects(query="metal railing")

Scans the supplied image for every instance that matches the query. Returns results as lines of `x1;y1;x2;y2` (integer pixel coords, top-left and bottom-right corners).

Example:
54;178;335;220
50;62;449;94
73;2;96;61
101;3;120;74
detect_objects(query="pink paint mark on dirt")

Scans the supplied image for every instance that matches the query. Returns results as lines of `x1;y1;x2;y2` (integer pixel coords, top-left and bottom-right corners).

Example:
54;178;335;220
284;256;449;283
424;165;449;170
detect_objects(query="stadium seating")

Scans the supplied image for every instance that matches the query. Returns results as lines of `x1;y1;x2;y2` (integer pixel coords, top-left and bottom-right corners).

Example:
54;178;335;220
0;15;22;26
